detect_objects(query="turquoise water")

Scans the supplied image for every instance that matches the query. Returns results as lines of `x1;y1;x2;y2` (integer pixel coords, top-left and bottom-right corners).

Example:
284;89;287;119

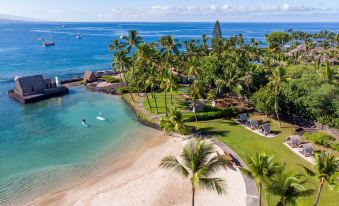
0;86;157;205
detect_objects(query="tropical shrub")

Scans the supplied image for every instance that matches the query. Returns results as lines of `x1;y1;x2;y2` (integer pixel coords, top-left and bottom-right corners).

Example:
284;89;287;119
99;75;120;83
304;132;336;148
183;107;235;122
116;86;129;94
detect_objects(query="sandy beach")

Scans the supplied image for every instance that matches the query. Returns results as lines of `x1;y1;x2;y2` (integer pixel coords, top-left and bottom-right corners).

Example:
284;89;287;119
27;132;247;206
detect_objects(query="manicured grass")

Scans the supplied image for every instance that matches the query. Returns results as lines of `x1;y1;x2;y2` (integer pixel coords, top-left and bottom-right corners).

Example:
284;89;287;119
186;118;338;206
143;91;188;114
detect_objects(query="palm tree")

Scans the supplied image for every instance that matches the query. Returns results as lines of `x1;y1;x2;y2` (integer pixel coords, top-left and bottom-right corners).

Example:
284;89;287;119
113;50;135;102
160;139;227;206
160;69;171;116
240;153;279;206
190;79;205;122
122;30;142;77
159;107;187;134
268;169;314;206
268;66;289;128
302;152;339;206
158;35;181;74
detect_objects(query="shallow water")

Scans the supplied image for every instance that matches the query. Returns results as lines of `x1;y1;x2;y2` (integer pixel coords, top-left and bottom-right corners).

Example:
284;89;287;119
0;86;157;205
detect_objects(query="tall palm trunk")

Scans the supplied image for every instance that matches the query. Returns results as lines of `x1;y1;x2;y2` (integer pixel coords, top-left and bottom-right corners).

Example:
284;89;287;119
274;94;281;128
193;98;198;122
123;75;135;102
258;183;262;206
170;91;173;105
164;90;168;117
145;87;152;111
313;178;324;206
192;187;195;206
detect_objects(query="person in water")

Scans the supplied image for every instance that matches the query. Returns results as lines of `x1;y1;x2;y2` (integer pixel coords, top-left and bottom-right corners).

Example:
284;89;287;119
82;118;86;123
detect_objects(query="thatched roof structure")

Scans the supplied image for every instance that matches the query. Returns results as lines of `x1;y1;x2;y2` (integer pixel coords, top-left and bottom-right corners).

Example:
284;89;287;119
239;113;247;122
259;123;270;135
84;71;96;83
246;119;258;129
286;135;301;148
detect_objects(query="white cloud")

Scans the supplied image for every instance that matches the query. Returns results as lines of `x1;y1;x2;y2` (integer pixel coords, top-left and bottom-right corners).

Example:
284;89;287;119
97;4;337;21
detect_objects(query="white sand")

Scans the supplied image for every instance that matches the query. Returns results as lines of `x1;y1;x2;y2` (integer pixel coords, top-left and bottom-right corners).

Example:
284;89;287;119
27;132;247;206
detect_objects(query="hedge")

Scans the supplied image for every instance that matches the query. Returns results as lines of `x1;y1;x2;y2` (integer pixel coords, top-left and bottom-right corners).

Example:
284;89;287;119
183;107;235;122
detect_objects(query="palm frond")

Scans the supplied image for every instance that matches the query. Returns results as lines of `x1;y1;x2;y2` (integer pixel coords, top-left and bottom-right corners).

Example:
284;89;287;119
160;155;189;177
200;177;227;195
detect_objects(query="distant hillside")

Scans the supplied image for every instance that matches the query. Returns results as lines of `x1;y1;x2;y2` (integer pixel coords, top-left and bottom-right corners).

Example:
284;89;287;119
0;14;43;22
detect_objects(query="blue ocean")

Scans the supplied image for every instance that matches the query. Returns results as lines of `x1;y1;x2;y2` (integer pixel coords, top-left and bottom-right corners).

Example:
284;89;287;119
0;22;338;205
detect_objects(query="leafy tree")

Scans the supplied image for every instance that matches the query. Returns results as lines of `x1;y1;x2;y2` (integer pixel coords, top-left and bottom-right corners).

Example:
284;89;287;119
268;66;289;127
251;86;275;116
240;153;279;206
265;31;289;51
302;152;339;206
160;139;227;206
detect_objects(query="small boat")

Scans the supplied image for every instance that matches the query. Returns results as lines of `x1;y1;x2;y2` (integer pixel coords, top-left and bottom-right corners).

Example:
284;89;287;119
43;42;55;47
61;25;67;28
96;113;106;121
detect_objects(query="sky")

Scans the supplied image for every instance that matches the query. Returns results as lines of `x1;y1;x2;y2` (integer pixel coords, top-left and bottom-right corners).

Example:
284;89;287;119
0;0;339;22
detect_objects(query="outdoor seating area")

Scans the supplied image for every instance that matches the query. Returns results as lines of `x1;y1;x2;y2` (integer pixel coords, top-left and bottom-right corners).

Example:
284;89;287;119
283;136;315;165
235;114;276;138
286;135;301;148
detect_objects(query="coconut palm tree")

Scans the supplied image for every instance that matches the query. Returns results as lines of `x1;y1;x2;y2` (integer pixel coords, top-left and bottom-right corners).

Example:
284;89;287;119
159;107;187;134
268;66;289;127
158;35;181;74
240;153;280;206
160;139;227;206
268;169;314;206
122;30;142;77
113;50;135;102
160;69;171;117
190;79;205;122
301;152;339;206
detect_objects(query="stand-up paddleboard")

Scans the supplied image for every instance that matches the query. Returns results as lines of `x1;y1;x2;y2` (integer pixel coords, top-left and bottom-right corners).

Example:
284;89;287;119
96;113;106;121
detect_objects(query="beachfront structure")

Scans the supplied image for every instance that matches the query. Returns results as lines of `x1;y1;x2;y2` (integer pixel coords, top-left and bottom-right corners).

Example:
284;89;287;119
259;123;270;136
246;119;258;130
239;113;248;123
286;135;301;148
8;75;69;103
84;71;97;83
301;143;314;157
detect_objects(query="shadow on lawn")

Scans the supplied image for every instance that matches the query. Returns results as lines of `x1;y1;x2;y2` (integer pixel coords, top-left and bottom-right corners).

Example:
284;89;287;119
194;126;230;137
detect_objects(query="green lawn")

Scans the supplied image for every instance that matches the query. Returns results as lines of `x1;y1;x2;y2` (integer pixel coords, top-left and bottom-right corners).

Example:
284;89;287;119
186;118;338;206
143;91;188;114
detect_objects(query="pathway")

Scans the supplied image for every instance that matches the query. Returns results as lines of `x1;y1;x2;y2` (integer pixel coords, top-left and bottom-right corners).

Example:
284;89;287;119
211;138;259;206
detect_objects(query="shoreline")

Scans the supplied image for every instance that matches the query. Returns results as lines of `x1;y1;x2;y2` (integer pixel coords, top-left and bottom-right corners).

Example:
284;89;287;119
27;132;247;206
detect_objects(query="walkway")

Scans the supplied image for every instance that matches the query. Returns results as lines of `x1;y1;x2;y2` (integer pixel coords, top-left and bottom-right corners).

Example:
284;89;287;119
211;138;259;206
137;94;164;123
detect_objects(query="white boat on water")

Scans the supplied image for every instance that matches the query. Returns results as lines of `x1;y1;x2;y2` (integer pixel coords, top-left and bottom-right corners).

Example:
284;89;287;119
43;33;55;46
76;33;82;39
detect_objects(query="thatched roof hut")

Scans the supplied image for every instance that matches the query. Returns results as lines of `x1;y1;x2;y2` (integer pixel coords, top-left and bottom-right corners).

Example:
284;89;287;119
239;113;248;123
259;123;270;135
84;71;96;83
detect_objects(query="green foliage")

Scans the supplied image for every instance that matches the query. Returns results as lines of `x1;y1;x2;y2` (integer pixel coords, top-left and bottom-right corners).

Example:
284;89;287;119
250;86;275;115
183;107;234;122
116;86;129;94
99;75;120;83
317;116;339;129
160;107;189;134
304;132;336;148
207;90;217;100
265;31;289;51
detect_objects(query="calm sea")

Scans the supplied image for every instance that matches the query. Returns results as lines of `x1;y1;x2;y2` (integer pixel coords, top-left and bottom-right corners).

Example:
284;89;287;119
0;22;338;205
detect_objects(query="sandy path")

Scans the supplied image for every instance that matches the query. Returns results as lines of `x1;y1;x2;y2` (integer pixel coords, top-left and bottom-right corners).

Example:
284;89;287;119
27;132;247;206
